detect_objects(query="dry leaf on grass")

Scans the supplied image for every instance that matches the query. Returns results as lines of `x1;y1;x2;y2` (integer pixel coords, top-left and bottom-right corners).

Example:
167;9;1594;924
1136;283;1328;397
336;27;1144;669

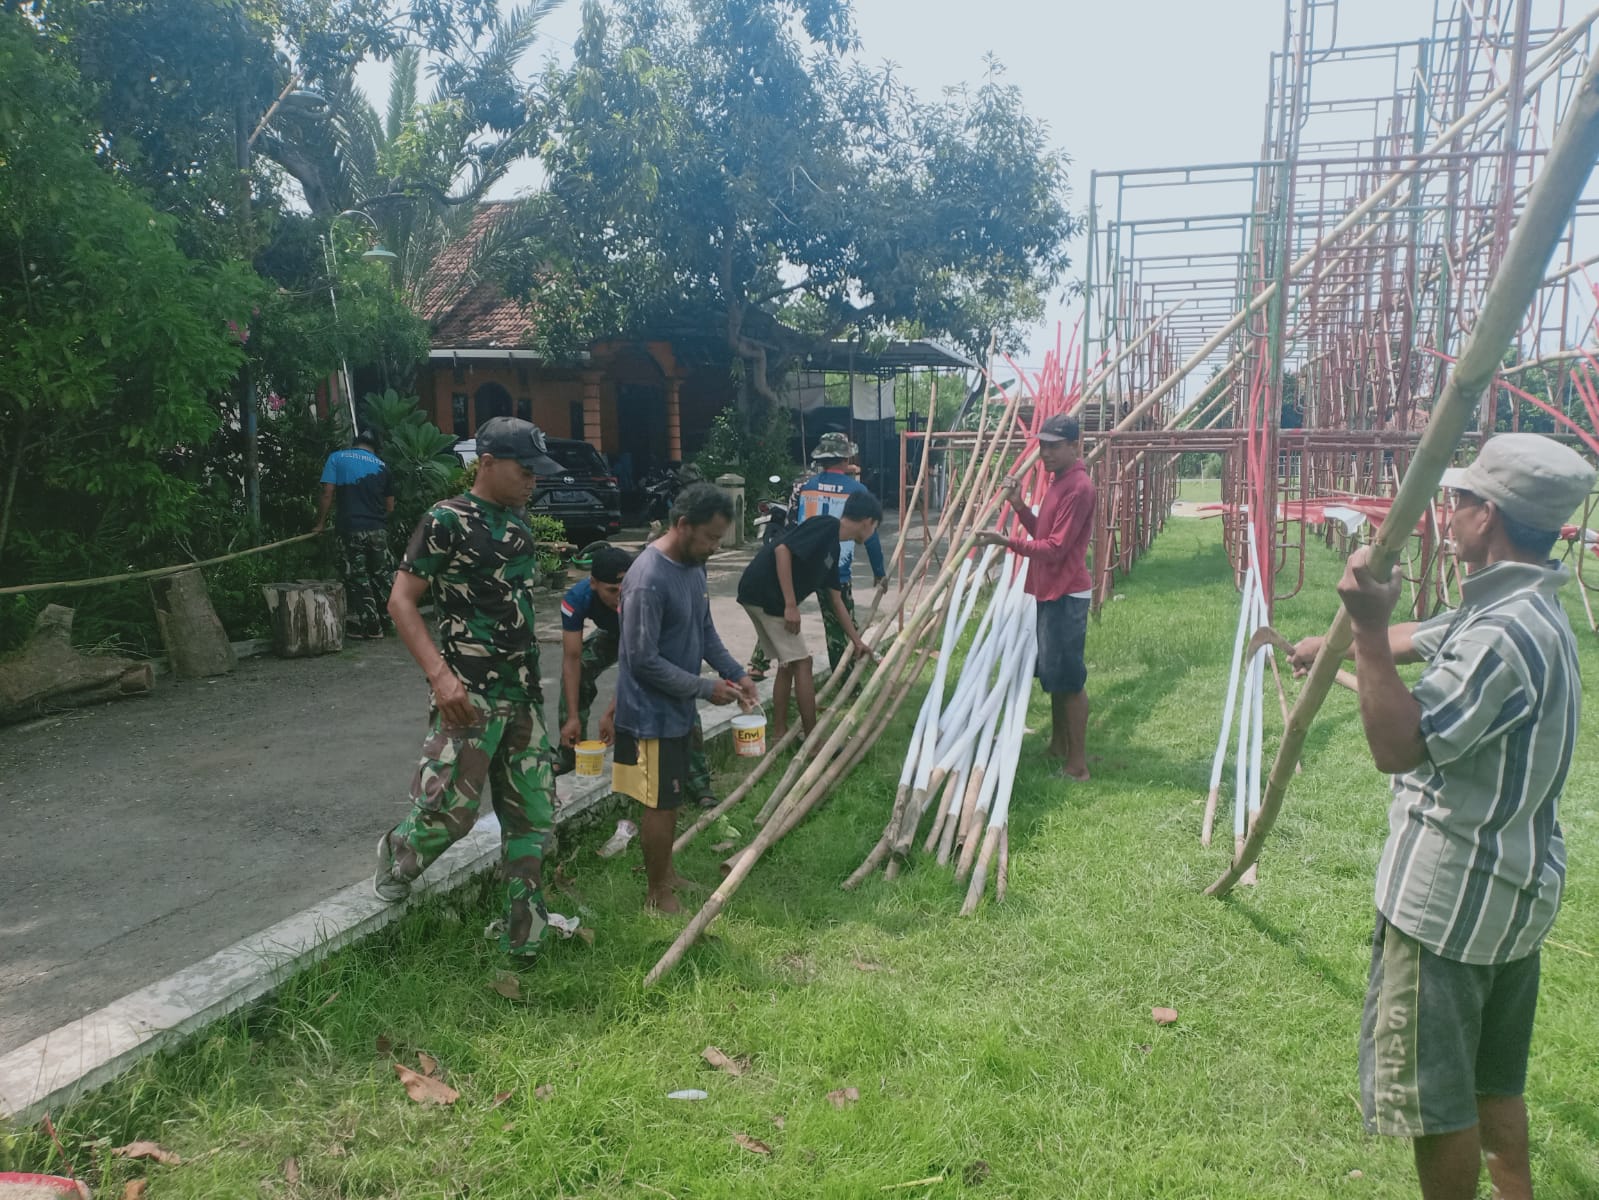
733;1132;773;1155
851;958;883;972
317;989;341;1009
825;1087;860;1109
122;1183;149;1200
491;1090;515;1109
702;1045;749;1077
282;1156;300;1184
417;1052;440;1077
112;1141;182;1166
1151;1007;1179;1026
710;840;737;852
501;1121;515;1132
375;1034;394;1056
394;1062;459;1105
534;1084;554;1101
771;1114;786;1130
489;973;523;1001
575;926;595;946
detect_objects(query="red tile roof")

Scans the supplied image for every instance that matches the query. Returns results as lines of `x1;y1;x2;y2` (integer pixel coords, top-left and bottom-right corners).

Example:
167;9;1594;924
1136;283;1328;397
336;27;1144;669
421;202;539;350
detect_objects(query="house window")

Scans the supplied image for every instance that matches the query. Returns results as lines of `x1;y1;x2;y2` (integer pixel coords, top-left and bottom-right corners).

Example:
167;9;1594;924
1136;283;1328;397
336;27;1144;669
517;397;531;421
451;393;469;438
570;400;585;440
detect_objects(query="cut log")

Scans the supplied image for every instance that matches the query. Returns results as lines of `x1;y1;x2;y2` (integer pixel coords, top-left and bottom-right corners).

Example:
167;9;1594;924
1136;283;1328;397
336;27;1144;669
150;568;235;679
261;580;345;657
0;604;154;724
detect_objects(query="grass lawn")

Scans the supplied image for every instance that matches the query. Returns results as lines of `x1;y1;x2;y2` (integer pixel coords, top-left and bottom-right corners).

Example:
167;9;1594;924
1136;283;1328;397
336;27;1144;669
8;519;1598;1199
1177;477;1222;503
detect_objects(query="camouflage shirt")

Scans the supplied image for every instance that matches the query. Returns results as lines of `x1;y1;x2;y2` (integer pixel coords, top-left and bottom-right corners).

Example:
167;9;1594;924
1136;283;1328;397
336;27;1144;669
399;494;541;705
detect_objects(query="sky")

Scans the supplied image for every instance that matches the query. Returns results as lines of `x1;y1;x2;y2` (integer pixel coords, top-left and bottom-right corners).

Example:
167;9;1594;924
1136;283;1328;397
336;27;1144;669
357;0;1483;372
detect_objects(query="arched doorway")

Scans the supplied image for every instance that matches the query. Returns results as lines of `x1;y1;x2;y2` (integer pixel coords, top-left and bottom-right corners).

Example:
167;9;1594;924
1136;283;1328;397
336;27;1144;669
474;382;513;427
610;346;668;476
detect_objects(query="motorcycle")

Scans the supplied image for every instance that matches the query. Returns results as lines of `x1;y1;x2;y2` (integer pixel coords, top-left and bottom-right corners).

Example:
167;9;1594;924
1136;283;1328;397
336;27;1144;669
753;474;793;546
641;465;687;523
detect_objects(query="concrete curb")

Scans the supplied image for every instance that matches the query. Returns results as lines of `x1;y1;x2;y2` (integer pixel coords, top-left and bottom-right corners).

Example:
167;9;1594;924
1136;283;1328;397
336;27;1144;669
0;658;823;1124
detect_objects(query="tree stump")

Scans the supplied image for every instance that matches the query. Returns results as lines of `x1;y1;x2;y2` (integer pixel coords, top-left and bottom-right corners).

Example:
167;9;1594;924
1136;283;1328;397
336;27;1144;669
261;580;345;657
150;567;236;678
0;604;154;724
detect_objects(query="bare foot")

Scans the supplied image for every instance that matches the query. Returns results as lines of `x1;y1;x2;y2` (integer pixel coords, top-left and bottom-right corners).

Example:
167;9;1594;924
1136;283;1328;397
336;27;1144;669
645;890;682;915
1056;764;1091;782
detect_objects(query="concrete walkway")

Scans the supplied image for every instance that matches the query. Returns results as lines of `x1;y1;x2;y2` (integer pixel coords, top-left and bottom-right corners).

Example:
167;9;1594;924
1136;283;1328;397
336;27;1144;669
0;516;907;1117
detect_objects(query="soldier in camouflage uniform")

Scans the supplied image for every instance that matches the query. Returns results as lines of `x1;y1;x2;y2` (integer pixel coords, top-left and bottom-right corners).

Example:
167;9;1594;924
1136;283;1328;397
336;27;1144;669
374;416;567;960
312;430;395;638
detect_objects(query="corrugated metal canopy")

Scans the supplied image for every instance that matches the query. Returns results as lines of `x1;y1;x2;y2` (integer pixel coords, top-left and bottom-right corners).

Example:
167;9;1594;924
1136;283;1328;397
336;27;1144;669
801;338;977;374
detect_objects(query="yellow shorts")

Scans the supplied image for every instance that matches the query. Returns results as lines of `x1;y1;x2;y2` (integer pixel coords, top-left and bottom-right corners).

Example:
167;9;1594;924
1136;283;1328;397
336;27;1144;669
611;731;691;810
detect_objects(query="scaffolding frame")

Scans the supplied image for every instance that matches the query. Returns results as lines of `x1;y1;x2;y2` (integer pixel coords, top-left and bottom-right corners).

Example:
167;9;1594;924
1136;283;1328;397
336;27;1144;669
1078;0;1599;615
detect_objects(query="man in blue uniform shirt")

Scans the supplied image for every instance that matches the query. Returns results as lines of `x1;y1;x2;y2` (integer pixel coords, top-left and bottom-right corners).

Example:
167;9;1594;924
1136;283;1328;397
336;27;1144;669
312;430;394;639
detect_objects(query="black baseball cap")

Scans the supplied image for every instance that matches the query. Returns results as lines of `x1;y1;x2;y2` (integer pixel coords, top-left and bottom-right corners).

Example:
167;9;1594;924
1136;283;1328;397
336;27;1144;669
476;416;563;474
1036;413;1081;443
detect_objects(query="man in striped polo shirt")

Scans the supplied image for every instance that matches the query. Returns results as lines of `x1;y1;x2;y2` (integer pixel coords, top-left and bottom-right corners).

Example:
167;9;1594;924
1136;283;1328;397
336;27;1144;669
1295;433;1595;1199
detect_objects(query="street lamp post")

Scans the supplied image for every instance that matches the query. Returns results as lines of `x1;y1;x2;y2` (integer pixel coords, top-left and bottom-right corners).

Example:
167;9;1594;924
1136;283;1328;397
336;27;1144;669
323;209;398;435
233;81;328;533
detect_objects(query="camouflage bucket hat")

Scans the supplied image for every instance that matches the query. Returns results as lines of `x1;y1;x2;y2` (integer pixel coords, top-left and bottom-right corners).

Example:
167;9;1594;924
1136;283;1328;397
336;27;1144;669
812;432;858;460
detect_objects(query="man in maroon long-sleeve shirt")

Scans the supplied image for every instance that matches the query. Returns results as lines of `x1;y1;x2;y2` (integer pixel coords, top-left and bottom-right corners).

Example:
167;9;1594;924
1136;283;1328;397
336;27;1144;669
977;413;1097;779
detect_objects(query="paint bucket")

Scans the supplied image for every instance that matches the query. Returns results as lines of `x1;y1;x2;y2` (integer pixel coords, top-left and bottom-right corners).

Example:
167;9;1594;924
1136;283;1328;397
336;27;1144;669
732;713;767;758
574;740;606;777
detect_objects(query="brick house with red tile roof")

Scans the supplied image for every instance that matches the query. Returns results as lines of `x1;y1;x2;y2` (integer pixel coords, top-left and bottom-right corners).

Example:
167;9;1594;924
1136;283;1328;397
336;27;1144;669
417;203;739;482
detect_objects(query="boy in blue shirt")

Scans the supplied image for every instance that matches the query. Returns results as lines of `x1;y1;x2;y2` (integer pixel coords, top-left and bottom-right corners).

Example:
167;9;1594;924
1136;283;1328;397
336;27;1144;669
557;545;631;774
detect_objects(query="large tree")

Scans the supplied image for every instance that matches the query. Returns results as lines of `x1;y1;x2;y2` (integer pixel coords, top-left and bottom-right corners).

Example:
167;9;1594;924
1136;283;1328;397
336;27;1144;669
0;15;256;567
527;0;1077;408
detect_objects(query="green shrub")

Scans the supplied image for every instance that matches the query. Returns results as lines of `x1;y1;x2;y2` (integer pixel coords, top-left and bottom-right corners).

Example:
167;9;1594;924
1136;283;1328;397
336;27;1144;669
363;389;466;552
693;407;804;523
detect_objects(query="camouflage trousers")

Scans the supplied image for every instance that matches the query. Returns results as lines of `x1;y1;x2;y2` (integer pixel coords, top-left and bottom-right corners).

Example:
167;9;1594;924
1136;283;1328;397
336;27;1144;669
383;697;555;958
821;583;856;672
557;631;620;755
556;631;714;799
339;528;392;636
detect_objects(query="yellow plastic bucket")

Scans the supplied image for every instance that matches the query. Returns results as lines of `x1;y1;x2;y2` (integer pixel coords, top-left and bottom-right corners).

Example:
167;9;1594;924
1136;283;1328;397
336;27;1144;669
732;713;767;758
574;740;606;777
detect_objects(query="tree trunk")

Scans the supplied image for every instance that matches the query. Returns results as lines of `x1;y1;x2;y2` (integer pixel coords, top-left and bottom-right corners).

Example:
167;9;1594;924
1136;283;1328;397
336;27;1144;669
0;605;154;724
151;568;237;679
261;580;345;657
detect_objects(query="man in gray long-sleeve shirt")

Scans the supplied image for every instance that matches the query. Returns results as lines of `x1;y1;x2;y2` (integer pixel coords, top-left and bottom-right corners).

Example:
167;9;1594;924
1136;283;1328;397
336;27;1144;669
613;483;757;913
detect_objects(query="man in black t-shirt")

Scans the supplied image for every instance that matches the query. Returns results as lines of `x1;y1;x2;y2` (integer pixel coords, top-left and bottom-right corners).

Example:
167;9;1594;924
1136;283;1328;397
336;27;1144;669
737;490;881;742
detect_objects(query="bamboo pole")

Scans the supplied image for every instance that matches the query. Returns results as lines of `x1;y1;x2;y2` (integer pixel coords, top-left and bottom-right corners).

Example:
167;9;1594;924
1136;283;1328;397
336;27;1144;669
647;531;978;981
0;532;318;595
1208;46;1599;899
676;588;889;853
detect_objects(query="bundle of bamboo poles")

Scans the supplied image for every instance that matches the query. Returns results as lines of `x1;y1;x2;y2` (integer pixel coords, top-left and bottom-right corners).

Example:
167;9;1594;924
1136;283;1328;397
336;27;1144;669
842;382;1064;907
644;336;1109;984
642;300;1196;985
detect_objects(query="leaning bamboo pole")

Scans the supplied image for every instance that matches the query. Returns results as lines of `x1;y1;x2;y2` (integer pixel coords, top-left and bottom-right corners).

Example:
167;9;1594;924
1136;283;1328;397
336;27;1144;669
1208;45;1599;898
647;478;1009;981
672;586;888;854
